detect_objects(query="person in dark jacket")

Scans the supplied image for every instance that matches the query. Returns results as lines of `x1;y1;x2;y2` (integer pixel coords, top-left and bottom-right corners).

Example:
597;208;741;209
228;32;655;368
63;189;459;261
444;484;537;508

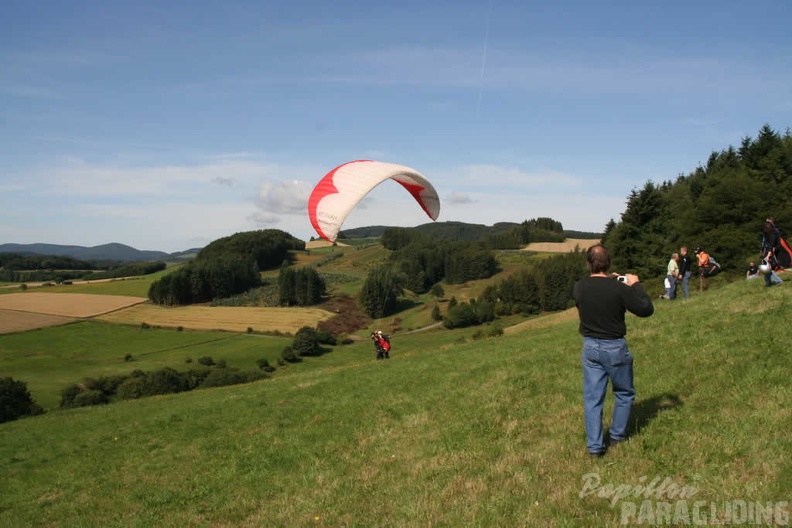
760;221;784;287
572;244;654;457
677;246;693;299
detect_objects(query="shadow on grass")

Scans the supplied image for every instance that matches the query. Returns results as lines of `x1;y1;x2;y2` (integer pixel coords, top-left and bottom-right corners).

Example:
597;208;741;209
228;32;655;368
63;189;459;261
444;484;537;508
628;393;683;438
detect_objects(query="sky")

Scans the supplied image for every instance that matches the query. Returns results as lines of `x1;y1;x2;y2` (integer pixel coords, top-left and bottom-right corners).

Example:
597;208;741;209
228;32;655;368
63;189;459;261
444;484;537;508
2;1;791;252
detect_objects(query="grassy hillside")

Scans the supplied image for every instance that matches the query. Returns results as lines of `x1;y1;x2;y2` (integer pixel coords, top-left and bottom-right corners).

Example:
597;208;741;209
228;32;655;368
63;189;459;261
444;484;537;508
1;279;789;527
0;322;294;409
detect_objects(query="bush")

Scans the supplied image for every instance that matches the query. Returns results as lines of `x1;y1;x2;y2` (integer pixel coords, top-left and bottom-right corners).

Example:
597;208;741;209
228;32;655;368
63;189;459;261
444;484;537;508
472;323;504;340
256;358;276;372
60;384;83;408
198;356;216;367
280;347;302;363
292;327;321;356
200;368;267;388
84;375;127;396
0;377;44;422
141;322;151;329
315;330;337;346
115;376;149;400
124;353;134;362
72;389;108;407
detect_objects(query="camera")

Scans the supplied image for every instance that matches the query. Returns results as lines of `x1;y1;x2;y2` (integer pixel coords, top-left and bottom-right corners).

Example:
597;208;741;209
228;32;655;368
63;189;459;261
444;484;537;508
617;275;628;283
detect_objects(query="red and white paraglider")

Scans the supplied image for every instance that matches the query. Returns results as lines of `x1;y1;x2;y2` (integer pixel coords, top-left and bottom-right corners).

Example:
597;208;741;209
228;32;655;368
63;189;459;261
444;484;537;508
307;160;441;242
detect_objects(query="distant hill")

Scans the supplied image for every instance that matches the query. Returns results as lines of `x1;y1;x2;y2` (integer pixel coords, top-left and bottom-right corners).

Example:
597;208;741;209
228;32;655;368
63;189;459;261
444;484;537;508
0;242;193;262
339;221;602;241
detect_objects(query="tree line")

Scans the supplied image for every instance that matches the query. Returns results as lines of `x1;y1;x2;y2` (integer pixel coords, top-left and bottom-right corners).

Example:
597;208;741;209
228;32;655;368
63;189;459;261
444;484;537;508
602;125;792;278
0;254;166;283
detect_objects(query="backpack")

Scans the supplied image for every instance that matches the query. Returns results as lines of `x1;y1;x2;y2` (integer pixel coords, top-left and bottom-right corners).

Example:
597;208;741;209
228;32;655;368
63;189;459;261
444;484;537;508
705;257;722;277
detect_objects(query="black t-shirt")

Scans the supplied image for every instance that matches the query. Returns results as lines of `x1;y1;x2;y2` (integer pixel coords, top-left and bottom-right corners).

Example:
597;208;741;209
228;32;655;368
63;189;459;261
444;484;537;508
747;264;759;276
572;276;654;339
678;253;693;275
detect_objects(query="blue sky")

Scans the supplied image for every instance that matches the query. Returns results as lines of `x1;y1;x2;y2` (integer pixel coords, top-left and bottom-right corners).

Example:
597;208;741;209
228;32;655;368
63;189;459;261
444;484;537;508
2;1;791;252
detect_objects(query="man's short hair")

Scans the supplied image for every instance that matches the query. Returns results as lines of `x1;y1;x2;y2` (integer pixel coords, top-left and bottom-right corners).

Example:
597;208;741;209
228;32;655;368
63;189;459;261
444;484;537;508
586;244;611;274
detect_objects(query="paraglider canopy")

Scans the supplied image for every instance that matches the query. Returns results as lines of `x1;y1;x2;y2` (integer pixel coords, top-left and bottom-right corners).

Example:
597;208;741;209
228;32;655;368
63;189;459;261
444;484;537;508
307;160;440;242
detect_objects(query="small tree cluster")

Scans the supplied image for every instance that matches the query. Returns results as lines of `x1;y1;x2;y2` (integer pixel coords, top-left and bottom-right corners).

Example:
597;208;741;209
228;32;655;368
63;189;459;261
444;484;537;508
0;377;44;423
358;266;405;318
487;251;586;315
443;299;496;329
278;326;336;363
278;266;327;306
148;254;260;306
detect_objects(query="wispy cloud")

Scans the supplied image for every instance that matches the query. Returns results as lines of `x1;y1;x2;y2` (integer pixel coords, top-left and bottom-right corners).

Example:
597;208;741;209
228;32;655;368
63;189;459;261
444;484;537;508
19;158;282;197
449;192;474;205
255;180;314;215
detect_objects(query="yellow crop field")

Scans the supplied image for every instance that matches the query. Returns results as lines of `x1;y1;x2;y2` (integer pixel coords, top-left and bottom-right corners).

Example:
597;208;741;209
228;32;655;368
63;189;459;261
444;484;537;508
522;237;599;253
97;303;334;333
0;309;76;335
0;293;148;318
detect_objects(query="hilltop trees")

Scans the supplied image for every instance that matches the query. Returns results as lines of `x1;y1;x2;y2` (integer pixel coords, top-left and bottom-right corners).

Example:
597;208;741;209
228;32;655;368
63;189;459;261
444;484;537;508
198;229;304;270
603;125;792;277
148;230;304;306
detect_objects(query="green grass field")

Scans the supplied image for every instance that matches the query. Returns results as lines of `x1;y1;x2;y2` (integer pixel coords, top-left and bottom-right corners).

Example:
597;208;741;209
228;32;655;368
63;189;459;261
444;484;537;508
0;322;294;409
1;278;789;526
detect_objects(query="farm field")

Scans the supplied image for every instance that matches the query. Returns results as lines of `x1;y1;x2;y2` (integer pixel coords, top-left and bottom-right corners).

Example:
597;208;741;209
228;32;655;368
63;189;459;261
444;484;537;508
522;237;599;253
0;309;76;335
96;303;334;333
0;292;147;319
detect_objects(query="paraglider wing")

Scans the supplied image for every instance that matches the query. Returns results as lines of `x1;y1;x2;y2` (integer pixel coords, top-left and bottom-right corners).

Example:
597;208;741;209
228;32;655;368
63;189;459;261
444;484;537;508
308;160;440;242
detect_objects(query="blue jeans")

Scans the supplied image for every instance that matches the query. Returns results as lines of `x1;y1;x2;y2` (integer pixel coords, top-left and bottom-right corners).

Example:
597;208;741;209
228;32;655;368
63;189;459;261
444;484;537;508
681;271;691;298
581;337;635;454
765;271;783;286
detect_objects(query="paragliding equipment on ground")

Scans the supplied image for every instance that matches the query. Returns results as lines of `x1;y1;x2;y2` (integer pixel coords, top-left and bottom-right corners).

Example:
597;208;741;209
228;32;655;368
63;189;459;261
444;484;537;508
307;160;441;242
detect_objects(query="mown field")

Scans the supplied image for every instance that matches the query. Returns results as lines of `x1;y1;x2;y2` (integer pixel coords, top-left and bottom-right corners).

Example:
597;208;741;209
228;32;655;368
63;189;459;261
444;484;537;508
1;277;789;527
96;303;333;333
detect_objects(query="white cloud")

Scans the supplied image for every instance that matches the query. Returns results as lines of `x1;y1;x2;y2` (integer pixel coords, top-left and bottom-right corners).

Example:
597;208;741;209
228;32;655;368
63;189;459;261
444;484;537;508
449;192;474;205
17;158;282;197
255;180;314;215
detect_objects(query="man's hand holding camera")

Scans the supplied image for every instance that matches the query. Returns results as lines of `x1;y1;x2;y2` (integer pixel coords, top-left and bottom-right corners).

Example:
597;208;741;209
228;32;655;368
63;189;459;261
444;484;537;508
613;273;640;286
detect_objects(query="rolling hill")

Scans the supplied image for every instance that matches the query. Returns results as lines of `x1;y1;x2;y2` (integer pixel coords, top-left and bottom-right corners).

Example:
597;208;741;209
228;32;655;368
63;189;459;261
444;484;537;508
0;243;200;262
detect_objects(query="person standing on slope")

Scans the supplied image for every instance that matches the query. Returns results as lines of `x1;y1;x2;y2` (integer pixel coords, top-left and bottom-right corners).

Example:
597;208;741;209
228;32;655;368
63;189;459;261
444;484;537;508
677;246;693;299
572;244;655;457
